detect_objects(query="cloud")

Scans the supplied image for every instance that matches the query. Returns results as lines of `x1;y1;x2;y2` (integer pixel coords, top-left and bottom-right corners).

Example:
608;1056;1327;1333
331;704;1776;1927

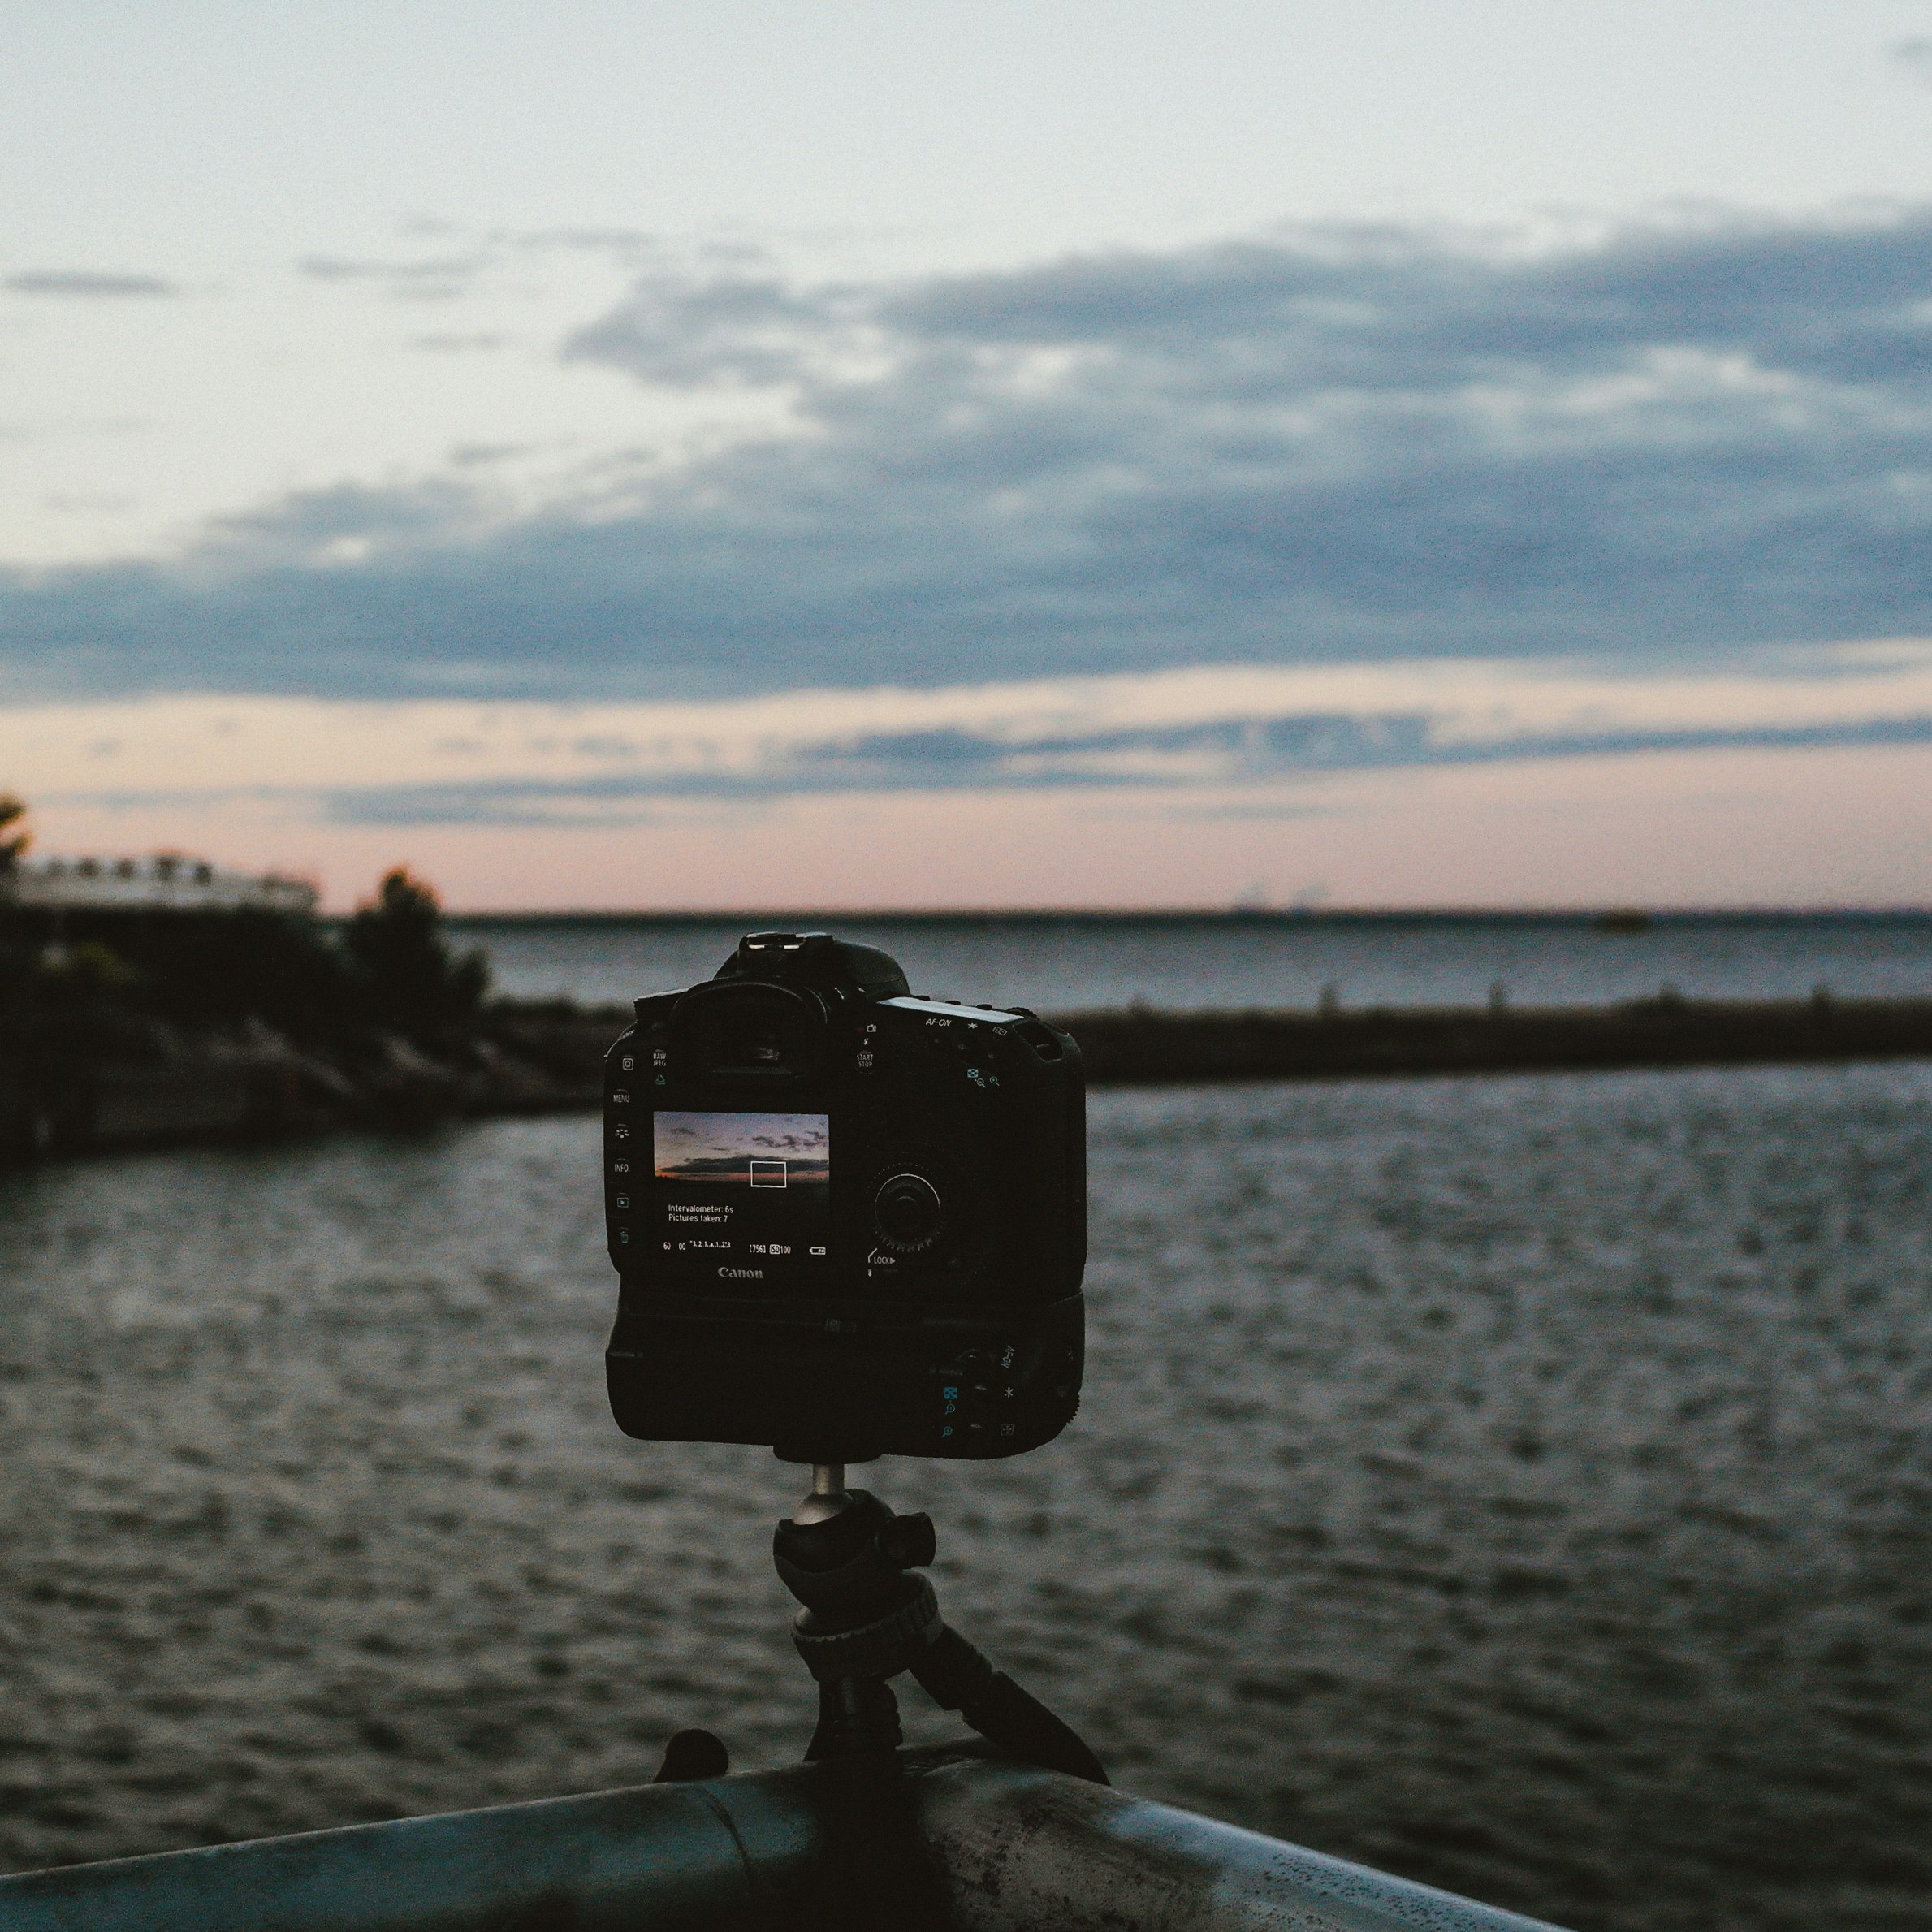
15;646;1932;828
448;443;530;467
511;227;657;257
1889;37;1932;84
411;333;506;354
561;273;869;387
297;253;486;298
5;271;178;298
311;711;1932;826
49;707;1902;828
6;209;1932;703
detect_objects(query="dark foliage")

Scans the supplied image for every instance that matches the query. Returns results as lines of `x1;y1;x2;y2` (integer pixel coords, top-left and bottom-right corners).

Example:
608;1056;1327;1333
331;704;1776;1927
0;909;361;1037
0;794;28;869
344;868;490;1043
1;865;487;1051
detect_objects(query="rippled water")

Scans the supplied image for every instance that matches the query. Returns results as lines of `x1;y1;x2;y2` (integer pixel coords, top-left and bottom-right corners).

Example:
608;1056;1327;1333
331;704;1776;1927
456;911;1932;1014
3;1066;1930;1931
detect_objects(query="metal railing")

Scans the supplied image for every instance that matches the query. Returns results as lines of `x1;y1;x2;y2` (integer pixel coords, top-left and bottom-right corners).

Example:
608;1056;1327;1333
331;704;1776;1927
0;1751;1570;1932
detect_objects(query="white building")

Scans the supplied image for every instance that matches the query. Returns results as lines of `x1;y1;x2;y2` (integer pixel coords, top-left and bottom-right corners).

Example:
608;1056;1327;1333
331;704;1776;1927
0;854;320;916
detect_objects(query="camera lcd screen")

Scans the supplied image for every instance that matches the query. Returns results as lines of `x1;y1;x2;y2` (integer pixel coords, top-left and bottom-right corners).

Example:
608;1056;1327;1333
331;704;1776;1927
650;1110;831;1281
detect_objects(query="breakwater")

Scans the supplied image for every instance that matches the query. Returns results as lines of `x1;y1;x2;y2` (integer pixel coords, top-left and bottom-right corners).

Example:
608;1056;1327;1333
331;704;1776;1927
0;1004;620;1162
7;992;1932;1161
1062;991;1932;1084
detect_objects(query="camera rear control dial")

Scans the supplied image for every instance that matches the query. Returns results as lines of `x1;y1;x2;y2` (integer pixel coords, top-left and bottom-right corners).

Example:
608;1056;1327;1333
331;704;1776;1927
870;1169;944;1254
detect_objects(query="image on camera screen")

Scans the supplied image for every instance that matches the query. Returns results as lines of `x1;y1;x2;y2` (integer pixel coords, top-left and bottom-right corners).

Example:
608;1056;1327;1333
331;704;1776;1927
651;1111;832;1274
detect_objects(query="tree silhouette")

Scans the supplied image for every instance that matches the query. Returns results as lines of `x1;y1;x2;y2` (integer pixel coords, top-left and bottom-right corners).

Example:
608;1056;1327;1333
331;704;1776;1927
0;794;28;870
344;867;489;1040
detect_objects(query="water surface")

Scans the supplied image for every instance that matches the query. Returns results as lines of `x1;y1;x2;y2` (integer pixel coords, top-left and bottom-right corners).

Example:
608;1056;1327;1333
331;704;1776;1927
455;910;1932;1014
2;1066;1930;1931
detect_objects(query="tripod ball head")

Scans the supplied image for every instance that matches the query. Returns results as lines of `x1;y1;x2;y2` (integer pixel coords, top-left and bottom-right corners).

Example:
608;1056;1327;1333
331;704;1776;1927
771;1475;1109;1787
773;1489;936;1622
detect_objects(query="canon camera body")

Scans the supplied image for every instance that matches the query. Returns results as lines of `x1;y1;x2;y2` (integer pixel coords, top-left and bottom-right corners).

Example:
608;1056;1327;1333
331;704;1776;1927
603;932;1086;1463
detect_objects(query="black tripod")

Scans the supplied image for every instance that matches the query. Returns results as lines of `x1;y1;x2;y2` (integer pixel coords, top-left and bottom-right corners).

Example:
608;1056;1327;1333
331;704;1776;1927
771;1459;1105;1929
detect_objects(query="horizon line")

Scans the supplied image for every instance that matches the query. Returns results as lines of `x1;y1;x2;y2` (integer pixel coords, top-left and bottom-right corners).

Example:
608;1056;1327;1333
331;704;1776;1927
434;903;1932;924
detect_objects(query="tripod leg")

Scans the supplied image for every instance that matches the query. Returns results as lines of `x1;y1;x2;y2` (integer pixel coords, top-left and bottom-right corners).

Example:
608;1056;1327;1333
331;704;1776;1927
652;1728;729;1782
804;1681;837;1763
805;1675;906;1766
808;1674;944;1932
910;1623;1109;1785
772;1476;1100;1921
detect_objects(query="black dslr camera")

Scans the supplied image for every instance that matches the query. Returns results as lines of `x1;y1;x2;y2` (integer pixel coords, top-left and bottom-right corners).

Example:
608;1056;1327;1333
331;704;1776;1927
603;932;1086;1463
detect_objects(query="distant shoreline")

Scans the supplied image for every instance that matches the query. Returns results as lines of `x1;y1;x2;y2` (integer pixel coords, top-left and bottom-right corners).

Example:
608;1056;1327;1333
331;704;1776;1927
443;905;1932;929
11;992;1932;1166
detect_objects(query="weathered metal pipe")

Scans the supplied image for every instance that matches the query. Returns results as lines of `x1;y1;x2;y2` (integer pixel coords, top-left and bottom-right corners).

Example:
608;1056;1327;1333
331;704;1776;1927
0;1768;824;1932
0;1754;1573;1932
916;1757;1567;1932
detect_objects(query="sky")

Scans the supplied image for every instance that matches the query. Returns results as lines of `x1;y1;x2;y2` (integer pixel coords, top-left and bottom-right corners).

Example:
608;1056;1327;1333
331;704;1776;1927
4;2;1932;910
